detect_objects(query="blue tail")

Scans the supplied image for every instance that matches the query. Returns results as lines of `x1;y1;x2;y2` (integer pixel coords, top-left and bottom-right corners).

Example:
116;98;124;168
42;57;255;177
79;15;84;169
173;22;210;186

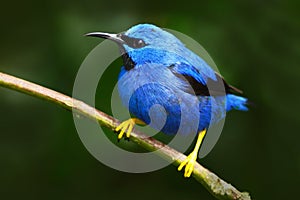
226;94;248;111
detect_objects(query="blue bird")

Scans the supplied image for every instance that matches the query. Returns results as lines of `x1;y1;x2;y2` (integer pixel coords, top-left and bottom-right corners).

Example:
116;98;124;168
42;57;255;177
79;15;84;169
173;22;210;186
86;24;248;177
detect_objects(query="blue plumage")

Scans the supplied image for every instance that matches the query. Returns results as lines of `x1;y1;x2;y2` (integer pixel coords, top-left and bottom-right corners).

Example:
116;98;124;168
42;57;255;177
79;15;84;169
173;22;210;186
122;24;218;83
87;23;248;136
116;24;248;135
86;23;248;177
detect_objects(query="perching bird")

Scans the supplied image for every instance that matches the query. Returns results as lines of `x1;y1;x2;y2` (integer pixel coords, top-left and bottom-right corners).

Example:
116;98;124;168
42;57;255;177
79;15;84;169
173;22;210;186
86;24;248;177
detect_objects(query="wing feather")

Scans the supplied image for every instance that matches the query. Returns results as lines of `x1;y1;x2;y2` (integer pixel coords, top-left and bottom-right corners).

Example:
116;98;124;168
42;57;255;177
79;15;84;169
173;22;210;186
168;63;242;96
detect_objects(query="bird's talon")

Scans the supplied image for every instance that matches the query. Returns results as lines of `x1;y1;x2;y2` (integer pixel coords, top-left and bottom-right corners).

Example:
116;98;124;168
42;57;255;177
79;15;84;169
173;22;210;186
178;152;197;178
118;128;126;140
115;118;144;140
178;129;206;178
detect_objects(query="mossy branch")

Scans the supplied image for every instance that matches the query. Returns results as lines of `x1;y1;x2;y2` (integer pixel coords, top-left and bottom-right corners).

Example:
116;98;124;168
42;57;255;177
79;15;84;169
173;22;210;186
0;71;251;200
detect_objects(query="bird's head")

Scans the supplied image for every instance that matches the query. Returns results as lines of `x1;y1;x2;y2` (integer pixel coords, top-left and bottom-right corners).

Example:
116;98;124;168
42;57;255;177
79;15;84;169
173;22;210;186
85;24;186;67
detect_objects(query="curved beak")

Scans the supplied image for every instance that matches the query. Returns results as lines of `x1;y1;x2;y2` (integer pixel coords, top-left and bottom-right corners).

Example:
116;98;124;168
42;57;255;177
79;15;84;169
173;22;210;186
84;32;125;44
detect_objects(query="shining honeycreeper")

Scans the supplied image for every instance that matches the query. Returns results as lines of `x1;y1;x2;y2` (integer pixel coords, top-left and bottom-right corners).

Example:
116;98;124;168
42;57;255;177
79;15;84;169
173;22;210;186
86;24;248;177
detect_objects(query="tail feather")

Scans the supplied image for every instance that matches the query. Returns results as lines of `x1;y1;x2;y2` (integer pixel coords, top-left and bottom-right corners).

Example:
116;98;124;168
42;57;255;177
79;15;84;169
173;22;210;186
226;94;248;111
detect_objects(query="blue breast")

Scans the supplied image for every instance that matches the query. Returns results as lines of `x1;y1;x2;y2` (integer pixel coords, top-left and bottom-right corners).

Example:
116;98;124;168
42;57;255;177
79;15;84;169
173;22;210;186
117;63;227;136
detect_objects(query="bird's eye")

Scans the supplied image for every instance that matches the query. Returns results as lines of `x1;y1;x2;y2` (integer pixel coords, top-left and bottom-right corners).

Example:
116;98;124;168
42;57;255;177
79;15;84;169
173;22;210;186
133;39;147;48
120;34;147;49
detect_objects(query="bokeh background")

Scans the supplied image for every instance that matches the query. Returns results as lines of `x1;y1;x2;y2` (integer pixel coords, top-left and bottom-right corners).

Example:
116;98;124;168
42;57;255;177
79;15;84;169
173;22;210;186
0;1;299;199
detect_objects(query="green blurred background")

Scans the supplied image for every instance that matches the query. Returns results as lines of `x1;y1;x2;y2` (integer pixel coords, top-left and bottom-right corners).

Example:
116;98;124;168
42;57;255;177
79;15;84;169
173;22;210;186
1;0;299;199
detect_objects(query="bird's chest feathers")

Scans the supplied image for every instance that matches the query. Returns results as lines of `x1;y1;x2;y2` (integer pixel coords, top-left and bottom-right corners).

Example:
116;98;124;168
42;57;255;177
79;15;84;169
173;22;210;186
117;64;204;135
118;64;181;106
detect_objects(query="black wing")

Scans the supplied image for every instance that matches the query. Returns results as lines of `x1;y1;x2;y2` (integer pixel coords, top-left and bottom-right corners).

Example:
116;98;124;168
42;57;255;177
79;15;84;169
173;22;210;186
169;63;243;96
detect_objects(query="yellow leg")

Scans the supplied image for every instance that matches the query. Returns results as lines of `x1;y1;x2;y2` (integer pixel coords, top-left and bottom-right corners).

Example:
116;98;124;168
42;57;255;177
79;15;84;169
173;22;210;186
115;118;146;140
178;129;207;178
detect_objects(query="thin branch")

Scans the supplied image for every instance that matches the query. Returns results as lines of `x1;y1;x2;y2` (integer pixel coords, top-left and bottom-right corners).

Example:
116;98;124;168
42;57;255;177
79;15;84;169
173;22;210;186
0;71;251;200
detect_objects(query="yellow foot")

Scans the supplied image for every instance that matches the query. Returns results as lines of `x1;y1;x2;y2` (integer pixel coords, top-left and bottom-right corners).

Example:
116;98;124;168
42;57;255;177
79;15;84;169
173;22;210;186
178;151;198;178
115;118;145;140
177;129;207;178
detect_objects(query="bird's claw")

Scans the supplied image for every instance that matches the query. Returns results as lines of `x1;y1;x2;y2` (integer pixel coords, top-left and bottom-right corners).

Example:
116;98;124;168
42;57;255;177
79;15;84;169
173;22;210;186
115;118;136;140
115;118;146;140
178;151;198;178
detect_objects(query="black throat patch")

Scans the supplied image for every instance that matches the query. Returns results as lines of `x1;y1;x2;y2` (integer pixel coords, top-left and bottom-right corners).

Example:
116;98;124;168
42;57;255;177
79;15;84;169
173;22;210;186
122;53;135;71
